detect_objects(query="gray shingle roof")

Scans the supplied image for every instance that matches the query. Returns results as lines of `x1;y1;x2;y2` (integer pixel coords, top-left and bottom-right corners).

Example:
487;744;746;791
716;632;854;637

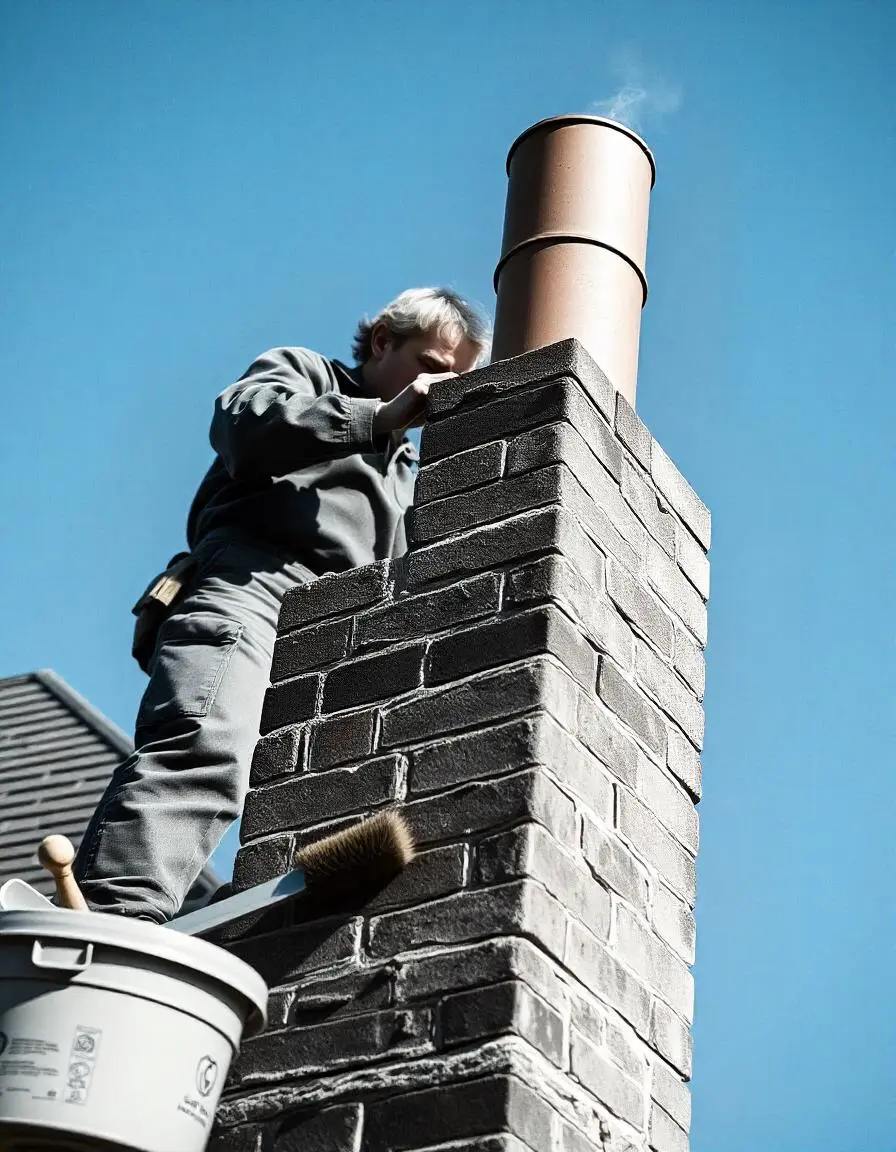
0;669;221;904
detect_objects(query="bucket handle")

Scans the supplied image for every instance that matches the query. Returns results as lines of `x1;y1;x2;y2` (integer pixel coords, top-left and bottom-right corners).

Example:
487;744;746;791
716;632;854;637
31;939;94;972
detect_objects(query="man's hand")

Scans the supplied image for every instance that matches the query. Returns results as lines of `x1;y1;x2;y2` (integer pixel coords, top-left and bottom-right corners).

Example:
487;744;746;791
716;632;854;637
372;372;456;436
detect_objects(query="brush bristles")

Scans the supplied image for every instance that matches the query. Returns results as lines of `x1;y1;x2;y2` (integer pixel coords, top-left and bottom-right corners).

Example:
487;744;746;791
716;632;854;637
293;809;416;889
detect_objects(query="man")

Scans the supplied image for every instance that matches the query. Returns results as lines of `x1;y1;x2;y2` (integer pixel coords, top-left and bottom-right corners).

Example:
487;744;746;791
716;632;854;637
75;287;489;923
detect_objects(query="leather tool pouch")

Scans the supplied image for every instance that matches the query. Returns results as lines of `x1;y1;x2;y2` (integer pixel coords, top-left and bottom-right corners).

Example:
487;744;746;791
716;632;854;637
131;552;198;673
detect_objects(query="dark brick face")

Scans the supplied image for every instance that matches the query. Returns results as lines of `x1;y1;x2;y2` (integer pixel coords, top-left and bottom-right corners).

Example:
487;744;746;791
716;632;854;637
321;644;424;711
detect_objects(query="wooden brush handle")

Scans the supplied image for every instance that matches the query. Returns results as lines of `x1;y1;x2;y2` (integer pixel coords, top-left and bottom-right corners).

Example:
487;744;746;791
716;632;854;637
38;835;89;911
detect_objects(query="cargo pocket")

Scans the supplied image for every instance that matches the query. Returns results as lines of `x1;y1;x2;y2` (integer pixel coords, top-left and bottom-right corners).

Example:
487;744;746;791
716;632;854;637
136;611;244;730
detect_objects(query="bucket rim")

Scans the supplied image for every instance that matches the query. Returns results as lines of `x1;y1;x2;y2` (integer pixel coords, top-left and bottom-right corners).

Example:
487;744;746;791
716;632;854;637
0;909;267;1036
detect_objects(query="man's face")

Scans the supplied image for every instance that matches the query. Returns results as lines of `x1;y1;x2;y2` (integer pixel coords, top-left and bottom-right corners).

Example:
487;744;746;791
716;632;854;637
365;324;481;401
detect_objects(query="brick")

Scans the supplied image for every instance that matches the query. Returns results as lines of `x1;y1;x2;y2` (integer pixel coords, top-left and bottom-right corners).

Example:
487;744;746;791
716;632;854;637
362;1075;555;1152
308;707;377;770
410;714;553;794
410;466;566;545
368;879;566;962
676;525;710;600
411;1140;538;1152
415;440;505;504
241;757;402;838
672;624;705;699
615;392;651;471
555;1120;598;1152
635;643;704;749
565;919;651;1034
569;986;606;1047
426;338;615;422
322;643;424;712
650;441;710;549
615;906;694;1019
411;460;642;579
233;834;293;889
440;979;565;1066
279;561;392;631
366;842;467;913
605;557;673;658
381;659;578;749
637;756;699;854
405;770;577;850
354;573;500;650
208;1126;262;1152
260;673;320;735
427;605;597;691
271;1101;359;1152
651;1061;691;1131
653;883;697;965
618;791;697;907
581;816;649;913
506;408;621;484
620;457;676;558
271;617;352;680
285;967;393;1025
250;726;305;786
606;1016;649;1080
570;1030;644;1127
229;917;361;987
273;1104;362;1152
649;1101;688;1152
647;539;707;644
233;1007;431;1085
395;937;568;1012
477;824;611;942
422;377;579;461
576;692;641;788
407;506;563;588
505;555;634;672
667;729;702;800
649;999;692;1078
597;661;668;758
506;424;651;560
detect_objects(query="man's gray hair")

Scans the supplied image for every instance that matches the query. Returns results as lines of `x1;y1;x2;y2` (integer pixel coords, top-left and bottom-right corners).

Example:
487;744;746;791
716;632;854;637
352;287;491;365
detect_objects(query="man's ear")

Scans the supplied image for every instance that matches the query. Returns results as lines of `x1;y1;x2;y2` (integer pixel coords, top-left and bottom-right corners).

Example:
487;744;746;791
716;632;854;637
369;321;392;360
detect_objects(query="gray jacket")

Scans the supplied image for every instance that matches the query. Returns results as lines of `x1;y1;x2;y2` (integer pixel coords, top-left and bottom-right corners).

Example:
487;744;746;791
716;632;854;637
186;347;418;572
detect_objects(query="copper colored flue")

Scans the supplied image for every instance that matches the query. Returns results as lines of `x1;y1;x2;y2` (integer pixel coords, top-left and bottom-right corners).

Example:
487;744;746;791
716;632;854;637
492;115;655;407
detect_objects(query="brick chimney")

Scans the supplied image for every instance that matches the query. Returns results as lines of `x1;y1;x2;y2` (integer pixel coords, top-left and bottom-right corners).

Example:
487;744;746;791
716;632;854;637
212;119;709;1152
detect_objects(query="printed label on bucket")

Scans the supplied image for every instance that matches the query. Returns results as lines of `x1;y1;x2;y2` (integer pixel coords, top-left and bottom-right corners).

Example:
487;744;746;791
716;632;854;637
63;1026;101;1105
0;1030;63;1101
176;1055;219;1130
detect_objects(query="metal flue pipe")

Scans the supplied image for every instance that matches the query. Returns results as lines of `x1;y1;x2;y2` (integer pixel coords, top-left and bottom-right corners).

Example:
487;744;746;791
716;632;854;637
491;115;655;408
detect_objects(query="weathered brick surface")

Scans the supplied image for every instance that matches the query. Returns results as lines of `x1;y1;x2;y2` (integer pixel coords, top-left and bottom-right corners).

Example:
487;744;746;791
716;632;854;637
242;756;402;839
271;1103;362;1152
308;708;377;770
426;337;615;422
279;561;392;631
650;441;711;550
615;391;652;471
260;673;320;735
354;573;500;650
415;440;505;504
227;340;708;1152
271;617;352;681
250;727;305;786
322;643;424;711
440;979;565;1066
427;605;597;691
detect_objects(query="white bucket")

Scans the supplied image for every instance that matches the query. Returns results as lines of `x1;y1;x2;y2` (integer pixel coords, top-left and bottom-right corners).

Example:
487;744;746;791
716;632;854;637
0;910;268;1151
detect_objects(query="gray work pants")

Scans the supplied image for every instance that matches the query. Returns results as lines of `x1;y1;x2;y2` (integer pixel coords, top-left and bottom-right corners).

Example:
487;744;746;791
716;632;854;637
75;533;313;923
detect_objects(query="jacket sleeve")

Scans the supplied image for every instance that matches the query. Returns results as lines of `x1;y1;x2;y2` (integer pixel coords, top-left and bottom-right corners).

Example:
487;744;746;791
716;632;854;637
210;347;381;480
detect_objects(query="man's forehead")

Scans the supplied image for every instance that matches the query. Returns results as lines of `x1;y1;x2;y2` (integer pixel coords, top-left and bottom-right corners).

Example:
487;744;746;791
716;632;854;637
420;330;479;368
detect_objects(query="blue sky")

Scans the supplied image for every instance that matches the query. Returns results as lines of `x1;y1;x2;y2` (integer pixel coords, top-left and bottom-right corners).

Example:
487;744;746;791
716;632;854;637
2;2;894;1148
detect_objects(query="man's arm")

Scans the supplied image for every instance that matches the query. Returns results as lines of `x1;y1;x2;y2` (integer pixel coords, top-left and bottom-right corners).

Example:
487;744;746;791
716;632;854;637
211;347;380;481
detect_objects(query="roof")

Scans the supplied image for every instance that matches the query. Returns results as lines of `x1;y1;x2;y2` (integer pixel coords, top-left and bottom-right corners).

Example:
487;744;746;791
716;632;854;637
0;670;221;905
